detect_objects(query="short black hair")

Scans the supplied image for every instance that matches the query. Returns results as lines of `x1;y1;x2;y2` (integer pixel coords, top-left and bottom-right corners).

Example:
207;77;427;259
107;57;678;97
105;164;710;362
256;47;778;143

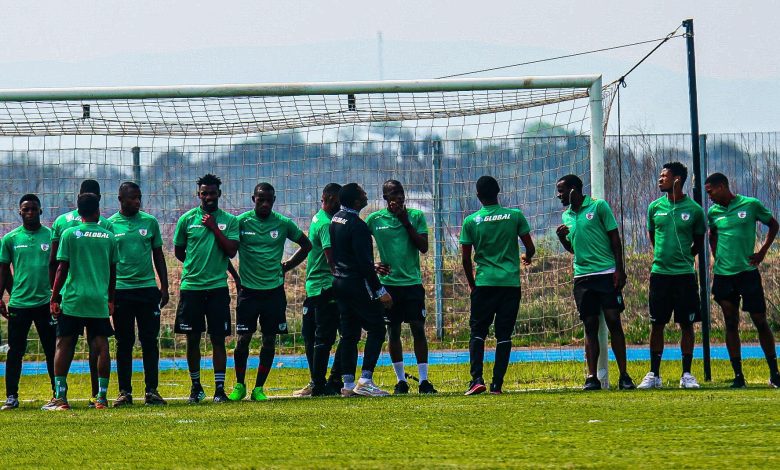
19;194;41;207
339;183;363;208
254;182;275;194
322;183;342;197
705;172;729;187
197;174;222;188
476;176;500;200
382;179;403;196
80;179;101;195
558;174;584;193
663;161;688;185
77;193;100;217
118;181;140;195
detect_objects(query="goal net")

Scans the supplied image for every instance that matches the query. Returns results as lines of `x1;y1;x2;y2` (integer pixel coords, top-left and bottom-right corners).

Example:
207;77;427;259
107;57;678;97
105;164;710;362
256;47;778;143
0;76;616;397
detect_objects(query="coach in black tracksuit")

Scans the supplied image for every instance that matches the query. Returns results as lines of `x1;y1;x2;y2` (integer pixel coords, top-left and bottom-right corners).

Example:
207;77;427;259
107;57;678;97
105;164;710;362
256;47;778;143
330;183;394;397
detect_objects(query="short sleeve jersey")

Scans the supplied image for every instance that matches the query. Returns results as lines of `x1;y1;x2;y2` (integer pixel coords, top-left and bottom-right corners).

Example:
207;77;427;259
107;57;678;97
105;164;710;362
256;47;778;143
459;204;531;287
108;211;164;290
237;210;303;291
647;196;706;275
561;196;618;277
0;225;52;308
173;207;239;290
366;208;428;286
305;209;333;297
707;194;773;276
51;210;113;243
56;222;118;318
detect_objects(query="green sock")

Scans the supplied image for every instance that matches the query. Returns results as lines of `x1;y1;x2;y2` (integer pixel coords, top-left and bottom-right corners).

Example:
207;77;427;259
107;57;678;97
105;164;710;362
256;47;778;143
98;377;109;398
54;376;68;400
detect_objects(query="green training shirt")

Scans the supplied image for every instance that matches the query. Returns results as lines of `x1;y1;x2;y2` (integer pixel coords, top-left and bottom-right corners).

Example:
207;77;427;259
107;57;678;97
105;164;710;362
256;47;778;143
237;210;302;290
109;211;163;290
0;225;52;308
647;196;706;275
51;210;113;243
56;222;118;318
305;209;333;297
459;204;531;287
561;196;618;277
707;194;773;276
173;207;239;290
366;208;428;286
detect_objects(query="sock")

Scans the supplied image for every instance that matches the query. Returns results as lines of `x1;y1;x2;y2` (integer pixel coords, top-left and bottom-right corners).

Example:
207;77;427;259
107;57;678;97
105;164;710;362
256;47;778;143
682;354;693;375
342;374;355;390
392;362;406;382
235;367;246;385
214;371;225;391
255;344;275;388
730;358;743;378
97;377;109;398
190;370;201;386
650;352;662;376
54;376;67;400
360;370;373;382
417;363;429;381
766;355;778;375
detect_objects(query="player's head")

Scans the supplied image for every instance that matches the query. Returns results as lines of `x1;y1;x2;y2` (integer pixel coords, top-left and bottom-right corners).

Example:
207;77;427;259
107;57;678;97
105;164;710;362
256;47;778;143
77;193;100;221
252;182;276;218
704;172;731;205
556;174;583;206
79;179;101;201
197;173;222;212
321;183;342;214
118;181;142;216
339;183;368;211
19;193;42;226
476;176;500;205
659;161;688;193
382;179;405;207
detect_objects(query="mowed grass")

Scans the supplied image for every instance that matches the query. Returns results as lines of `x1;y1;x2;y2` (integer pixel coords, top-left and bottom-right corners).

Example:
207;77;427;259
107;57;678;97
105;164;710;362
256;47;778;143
2;359;779;469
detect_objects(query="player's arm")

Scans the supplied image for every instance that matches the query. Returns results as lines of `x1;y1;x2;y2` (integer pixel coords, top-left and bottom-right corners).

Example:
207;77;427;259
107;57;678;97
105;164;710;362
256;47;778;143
201;214;238;258
461;243;476;292
708;226;718;259
283;233;312;273
48;240;60;287
648;230;655;248
108;263;117;316
520;233;535;266
750;216;779;266
556;225;574;253
692;233;705;257
0;263;11;318
50;261;69;318
227;260;241;293
174;244;186;263
607;229;626;290
152;246;170;308
324;247;335;274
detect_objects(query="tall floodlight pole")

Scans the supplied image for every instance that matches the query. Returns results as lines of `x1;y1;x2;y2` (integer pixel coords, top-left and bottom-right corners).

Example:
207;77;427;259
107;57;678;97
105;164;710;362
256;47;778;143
683;18;711;381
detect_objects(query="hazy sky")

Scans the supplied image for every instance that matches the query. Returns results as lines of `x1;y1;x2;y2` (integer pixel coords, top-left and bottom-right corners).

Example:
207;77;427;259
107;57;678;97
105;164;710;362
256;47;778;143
3;1;778;133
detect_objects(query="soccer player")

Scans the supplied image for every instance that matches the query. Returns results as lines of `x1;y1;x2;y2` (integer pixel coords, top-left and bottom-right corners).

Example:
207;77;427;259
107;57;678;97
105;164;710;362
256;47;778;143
109;182;169;406
555;174;635;391
367;180;436;394
43;193;118;410
0;194;56;410
705;172;780;388
638;162;706;389
331;183;393;397
49;179;113;404
228;183;311;402
295;183;345;397
460;176;535;395
174;174;239;403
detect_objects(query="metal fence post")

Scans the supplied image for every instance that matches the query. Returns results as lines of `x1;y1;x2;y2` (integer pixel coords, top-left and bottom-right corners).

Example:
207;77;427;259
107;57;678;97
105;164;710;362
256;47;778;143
432;141;445;340
132;146;141;184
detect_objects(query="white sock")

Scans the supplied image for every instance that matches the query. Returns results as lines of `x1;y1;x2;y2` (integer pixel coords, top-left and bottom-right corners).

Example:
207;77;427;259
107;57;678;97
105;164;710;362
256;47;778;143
417;363;429;381
392;362;406;382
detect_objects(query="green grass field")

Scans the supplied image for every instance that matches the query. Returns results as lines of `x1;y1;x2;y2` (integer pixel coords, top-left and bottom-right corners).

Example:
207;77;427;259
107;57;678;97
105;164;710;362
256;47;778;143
1;359;779;468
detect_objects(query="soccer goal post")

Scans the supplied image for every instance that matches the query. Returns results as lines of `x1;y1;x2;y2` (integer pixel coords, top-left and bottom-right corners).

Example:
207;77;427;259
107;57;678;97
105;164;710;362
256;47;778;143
0;75;616;395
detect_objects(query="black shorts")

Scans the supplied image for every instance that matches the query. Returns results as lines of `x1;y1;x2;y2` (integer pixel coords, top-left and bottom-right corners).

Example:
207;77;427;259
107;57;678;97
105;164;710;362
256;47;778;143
56;313;114;339
573;273;625;320
175;287;231;336
385;284;427;325
236;286;288;336
302;288;336;339
469;286;521;341
649;273;701;325
712;269;766;313
332;277;387;333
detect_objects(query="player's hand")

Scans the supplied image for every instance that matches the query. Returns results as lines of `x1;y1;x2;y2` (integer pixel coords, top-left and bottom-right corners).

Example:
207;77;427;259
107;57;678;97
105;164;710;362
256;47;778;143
108;301;115;317
379;292;393;310
234;277;242;294
467;282;476;294
49;300;62;318
0;299;8;319
521;254;533;266
201;214;218;231
556;224;569;239
281;260;292;273
375;262;391;276
749;249;767;266
159;288;170;309
389;201;410;225
613;269;627;290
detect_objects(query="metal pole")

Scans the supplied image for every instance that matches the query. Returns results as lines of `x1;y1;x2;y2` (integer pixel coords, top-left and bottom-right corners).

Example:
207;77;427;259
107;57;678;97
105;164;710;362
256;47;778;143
683;19;711;381
432;141;445;340
699;135;712;381
131;146;141;184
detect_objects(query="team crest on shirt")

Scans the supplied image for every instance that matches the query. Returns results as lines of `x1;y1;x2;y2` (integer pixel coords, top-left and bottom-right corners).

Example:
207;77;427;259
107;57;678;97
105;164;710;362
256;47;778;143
474;215;483;225
40;243;50;252
138;228;148;236
270;230;279;239
218;223;227;230
681;212;690;221
738;211;747;219
586;212;594;220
